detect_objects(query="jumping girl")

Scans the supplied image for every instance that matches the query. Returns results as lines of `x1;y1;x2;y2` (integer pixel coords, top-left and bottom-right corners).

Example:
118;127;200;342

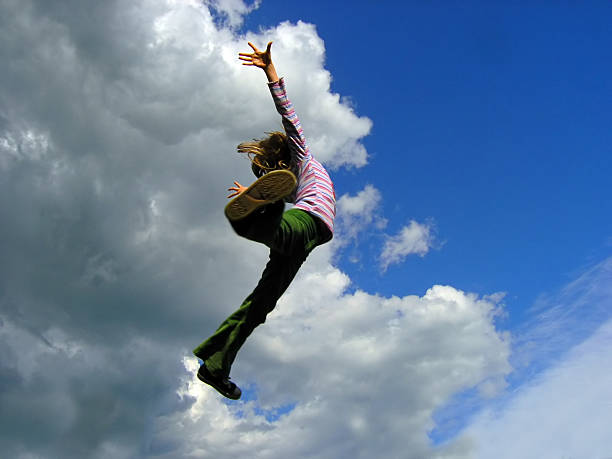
193;42;336;399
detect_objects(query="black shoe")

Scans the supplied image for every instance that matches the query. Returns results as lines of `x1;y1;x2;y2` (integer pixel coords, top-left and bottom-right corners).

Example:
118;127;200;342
197;364;242;400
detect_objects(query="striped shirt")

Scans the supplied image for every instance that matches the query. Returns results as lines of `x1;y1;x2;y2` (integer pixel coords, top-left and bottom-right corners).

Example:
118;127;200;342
268;78;336;240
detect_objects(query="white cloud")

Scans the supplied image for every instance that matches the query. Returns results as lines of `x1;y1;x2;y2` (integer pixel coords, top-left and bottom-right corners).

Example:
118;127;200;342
206;0;261;28
152;264;511;458
427;256;612;459
335;184;386;242
460;318;612;459
380;220;436;270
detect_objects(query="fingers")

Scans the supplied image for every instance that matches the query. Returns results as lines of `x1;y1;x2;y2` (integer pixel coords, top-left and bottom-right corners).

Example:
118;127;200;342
248;41;259;53
239;53;257;66
239;41;271;67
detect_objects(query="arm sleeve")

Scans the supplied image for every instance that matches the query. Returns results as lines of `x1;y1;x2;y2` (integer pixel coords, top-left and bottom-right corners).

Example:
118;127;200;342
268;77;311;163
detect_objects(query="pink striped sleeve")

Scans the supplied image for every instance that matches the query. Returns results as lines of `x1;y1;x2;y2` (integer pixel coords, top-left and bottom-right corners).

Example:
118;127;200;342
268;78;310;163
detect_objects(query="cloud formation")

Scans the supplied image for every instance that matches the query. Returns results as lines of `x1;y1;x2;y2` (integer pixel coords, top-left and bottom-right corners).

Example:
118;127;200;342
462;318;612;459
153;271;511;459
380;220;436;270
0;1;510;458
437;256;612;459
335;184;386;241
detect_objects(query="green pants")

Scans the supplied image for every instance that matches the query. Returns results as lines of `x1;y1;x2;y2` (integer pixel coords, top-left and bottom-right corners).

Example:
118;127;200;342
193;201;328;377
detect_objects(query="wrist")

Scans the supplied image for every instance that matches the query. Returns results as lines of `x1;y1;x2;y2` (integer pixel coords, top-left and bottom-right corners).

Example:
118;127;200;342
264;63;279;83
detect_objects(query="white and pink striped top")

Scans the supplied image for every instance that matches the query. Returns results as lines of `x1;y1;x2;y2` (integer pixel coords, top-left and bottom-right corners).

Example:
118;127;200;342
268;78;336;239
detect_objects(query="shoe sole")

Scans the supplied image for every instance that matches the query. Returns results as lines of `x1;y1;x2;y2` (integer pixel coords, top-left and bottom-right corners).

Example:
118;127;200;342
197;366;242;400
225;170;297;221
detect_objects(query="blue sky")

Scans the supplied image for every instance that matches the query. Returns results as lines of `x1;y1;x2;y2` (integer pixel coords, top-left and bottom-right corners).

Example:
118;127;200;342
246;0;611;315
1;1;611;457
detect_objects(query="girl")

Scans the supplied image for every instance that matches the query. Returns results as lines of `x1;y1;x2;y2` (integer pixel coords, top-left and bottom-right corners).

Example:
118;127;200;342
193;42;336;399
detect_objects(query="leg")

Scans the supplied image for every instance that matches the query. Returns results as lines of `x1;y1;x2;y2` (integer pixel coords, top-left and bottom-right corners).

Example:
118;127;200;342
193;248;309;377
229;200;285;246
230;203;321;255
193;209;322;377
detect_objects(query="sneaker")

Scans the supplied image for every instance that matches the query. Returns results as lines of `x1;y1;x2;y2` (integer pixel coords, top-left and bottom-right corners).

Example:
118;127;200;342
225;170;297;221
197;364;242;400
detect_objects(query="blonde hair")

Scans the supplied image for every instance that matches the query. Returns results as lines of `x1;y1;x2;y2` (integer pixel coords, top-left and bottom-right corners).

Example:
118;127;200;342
237;131;291;178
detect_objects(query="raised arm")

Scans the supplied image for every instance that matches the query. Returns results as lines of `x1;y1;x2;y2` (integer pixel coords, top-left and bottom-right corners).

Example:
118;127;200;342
238;42;310;163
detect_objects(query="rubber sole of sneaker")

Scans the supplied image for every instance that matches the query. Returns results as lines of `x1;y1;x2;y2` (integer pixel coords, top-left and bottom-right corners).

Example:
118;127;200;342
224;170;297;221
197;365;242;400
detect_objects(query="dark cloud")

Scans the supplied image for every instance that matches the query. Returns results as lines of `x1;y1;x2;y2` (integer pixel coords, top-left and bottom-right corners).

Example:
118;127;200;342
0;1;250;455
0;1;373;456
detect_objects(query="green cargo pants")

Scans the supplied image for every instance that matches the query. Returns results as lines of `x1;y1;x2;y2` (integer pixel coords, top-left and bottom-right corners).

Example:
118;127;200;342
193;201;329;378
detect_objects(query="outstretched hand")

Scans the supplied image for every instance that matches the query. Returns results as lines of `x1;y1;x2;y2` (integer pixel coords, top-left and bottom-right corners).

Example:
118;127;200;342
238;41;279;82
227;181;247;199
238;41;273;68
